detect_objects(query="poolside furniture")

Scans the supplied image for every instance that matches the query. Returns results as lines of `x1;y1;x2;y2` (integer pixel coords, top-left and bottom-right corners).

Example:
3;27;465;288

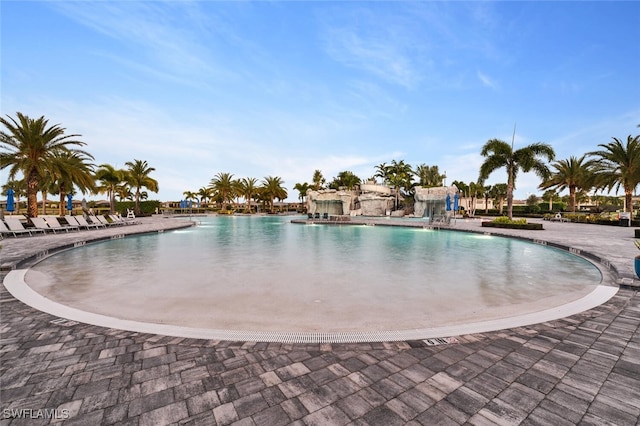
322;212;329;220
551;213;569;222
314;212;320;219
0;219;33;238
307;213;313;219
75;215;104;229
5;217;46;236
109;214;139;225
46;216;80;232
30;217;57;233
89;215;117;227
66;215;99;230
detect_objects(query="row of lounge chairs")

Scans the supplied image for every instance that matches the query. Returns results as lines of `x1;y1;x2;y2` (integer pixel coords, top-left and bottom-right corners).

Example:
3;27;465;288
0;214;140;238
308;212;330;220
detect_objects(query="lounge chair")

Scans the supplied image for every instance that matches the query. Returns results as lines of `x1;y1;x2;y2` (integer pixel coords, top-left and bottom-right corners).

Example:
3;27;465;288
307;213;313;219
322;212;329;220
98;214;121;227
30;217;57;233
89;215;116;227
0;219;33;237
109;214;140;225
75;215;104;229
314;212;320;219
46;216;80;232
5;217;46;236
66;215;100;230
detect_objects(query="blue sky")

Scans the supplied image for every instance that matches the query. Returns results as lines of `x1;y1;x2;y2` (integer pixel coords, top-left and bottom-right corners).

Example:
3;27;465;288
2;1;639;202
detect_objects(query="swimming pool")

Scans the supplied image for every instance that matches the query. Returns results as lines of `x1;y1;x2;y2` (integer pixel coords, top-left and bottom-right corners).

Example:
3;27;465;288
20;215;611;342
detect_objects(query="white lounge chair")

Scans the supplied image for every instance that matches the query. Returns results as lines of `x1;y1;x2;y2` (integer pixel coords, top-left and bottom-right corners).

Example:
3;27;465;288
5;217;46;236
76;215;104;229
66;215;99;230
109;214;138;225
30;217;57;233
46;216;80;232
88;215;115;227
94;214;120;227
0;219;32;237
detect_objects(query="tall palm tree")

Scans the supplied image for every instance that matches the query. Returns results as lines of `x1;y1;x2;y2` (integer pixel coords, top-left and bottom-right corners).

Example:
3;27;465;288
125;159;159;215
542;189;559;211
539;155;597;213
262;176;287;213
490;183;508;214
95;164;127;214
239;177;259;213
0;112;90;217
328;171;361;190
415;164;446;187
311;170;325;190
588;135;640;215
49;150;96;215
293;182;310;206
467;181;484;217
209;172;235;211
479;138;555;219
384;160;414;210
183;191;198;207
197;186;213;207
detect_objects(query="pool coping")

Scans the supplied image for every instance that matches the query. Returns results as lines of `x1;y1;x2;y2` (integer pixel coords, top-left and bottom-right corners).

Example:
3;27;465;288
3;216;623;343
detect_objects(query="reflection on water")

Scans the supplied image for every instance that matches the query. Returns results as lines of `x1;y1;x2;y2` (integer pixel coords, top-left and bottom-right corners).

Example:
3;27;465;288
28;215;603;331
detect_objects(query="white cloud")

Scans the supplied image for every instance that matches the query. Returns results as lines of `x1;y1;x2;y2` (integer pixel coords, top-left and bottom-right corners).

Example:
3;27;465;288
477;71;499;89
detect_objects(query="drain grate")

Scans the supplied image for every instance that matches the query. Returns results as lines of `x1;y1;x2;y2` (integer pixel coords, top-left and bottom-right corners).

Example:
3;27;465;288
423;337;458;346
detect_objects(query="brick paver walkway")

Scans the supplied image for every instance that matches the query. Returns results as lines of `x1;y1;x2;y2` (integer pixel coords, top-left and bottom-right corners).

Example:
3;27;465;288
1;216;639;425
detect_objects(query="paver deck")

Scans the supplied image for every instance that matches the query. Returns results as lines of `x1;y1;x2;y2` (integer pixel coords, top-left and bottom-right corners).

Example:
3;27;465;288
1;215;639;425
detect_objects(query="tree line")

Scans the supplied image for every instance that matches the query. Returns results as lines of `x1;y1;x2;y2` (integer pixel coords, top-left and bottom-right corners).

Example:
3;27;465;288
3;112;638;219
1;112;158;217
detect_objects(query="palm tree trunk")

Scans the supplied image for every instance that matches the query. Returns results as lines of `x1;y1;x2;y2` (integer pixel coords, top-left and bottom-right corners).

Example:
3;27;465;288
569;187;576;212
27;170;39;218
625;189;633;216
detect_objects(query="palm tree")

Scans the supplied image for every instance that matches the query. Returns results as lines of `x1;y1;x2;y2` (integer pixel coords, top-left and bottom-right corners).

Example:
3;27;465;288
197;186;213;206
490;183;508;214
0;112;90;217
49;150;96;215
415;164;446;187
542;189;559;212
183;191;198;208
209;172;235;211
588;135;640;215
539;155;597;213
479;138;555;219
328;171;361;190
385;160;414;210
467;181;484;217
311;170;325;190
262;176;287;213
95;164;126;213
125;159;159;215
293;182;310;206
239;177;259;213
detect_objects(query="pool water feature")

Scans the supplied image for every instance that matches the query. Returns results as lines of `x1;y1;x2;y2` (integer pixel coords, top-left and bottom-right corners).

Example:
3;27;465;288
21;215;609;341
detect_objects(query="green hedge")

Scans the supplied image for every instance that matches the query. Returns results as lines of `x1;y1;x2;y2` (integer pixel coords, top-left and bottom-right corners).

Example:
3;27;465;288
481;221;544;230
114;200;161;216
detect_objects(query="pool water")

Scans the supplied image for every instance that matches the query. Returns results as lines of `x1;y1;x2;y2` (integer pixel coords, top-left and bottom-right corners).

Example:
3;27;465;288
27;215;603;332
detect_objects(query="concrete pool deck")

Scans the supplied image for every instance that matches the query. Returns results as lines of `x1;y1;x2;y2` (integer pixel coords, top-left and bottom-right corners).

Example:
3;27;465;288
1;216;639;424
